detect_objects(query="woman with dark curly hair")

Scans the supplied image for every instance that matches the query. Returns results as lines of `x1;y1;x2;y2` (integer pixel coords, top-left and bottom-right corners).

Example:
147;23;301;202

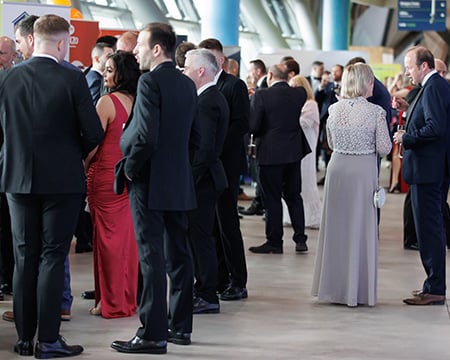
85;51;141;318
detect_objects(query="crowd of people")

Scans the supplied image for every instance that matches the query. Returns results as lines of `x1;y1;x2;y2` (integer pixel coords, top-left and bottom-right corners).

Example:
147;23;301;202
0;13;449;358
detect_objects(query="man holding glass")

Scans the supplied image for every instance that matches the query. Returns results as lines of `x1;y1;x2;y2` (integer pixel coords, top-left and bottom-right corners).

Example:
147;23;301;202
393;46;450;306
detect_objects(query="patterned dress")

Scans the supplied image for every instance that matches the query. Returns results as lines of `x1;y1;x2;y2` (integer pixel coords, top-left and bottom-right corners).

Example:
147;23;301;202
311;97;391;306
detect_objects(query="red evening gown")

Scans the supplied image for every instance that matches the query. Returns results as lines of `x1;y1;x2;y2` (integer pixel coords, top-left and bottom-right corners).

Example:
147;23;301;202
87;93;138;318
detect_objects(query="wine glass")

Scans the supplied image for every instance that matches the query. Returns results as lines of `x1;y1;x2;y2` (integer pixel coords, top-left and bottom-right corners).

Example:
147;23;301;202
397;125;405;159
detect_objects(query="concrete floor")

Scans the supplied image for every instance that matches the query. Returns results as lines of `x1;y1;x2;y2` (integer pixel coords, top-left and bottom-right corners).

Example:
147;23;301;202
1;163;450;359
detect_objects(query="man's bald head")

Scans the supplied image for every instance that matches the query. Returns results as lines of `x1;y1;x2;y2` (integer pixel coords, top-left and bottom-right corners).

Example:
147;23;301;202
434;58;447;77
0;36;17;70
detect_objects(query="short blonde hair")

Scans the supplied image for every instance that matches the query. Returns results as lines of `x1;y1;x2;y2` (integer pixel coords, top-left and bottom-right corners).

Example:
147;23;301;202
341;63;374;99
289;75;314;100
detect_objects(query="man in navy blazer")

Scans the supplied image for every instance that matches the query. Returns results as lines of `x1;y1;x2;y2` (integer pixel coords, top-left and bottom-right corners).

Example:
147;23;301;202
394;46;450;306
0;15;103;358
248;64;311;254
184;48;229;314
112;23;197;354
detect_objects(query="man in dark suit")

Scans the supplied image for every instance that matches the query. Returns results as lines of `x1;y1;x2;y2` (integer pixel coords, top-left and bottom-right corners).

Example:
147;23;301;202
111;23;197;354
394;46;450;306
315;64;343;184
197;38;249;301
184;48;229;314
240;59;267;216
346;57;392;135
248;64;311;254
0;15;103;358
0;35;16;302
85;42;114;106
306;60;324;93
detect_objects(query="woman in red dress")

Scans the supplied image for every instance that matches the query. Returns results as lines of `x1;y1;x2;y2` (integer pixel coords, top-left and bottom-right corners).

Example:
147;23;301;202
85;51;141;318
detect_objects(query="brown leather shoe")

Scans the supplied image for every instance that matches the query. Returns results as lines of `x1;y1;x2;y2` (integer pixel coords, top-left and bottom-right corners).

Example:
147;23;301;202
403;293;445;305
60;309;72;321
237;192;253;201
2;310;14;322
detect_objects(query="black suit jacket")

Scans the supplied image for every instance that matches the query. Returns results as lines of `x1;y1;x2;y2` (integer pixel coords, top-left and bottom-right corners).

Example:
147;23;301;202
216;70;250;162
315;81;339;122
85;69;103;105
190;85;229;193
120;61;197;211
368;77;392;137
250;81;311;165
0;57;104;194
402;72;450;184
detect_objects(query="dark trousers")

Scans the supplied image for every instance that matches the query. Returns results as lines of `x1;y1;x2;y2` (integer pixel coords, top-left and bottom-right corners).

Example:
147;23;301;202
188;175;220;303
7;193;82;342
0;193;13;288
410;181;448;295
259;161;307;248
404;189;450;249
128;179;193;341
73;196;92;249
215;156;248;290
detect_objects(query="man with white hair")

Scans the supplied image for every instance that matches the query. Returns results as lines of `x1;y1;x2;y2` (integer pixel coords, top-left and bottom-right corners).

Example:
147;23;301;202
184;48;229;314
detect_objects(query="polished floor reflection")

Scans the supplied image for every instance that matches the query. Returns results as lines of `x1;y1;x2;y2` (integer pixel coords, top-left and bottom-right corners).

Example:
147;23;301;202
1;165;450;359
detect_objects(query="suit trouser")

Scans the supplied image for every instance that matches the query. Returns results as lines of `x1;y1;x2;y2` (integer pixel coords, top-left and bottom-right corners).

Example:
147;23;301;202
0;193;13;288
215;154;248;290
127;179;193;341
410;181;448;295
188;175;220;303
7;193;82;342
404;189;450;249
259;161;307;248
73;196;92;248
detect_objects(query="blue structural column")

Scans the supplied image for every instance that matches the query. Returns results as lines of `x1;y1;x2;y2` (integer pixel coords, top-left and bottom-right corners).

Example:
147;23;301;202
322;0;350;50
200;0;240;46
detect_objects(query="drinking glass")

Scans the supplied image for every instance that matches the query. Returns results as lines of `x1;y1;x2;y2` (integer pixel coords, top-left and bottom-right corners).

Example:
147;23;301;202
397;125;405;159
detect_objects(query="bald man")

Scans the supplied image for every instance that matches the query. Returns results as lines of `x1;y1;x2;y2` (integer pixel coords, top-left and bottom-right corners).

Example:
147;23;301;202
116;31;138;52
434;58;447;77
0;36;17;70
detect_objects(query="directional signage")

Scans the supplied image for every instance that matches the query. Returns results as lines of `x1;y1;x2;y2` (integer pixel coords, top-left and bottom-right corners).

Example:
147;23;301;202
398;0;447;31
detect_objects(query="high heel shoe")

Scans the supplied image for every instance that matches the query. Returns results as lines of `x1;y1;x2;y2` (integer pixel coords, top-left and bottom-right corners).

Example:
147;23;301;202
388;183;401;193
89;305;102;316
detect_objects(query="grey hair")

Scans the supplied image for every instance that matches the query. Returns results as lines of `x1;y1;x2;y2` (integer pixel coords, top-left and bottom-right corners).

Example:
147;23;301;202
185;48;218;76
341;63;374;99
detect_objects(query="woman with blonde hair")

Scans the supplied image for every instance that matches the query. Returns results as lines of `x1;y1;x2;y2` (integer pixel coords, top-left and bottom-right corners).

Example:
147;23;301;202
282;75;322;229
312;63;391;307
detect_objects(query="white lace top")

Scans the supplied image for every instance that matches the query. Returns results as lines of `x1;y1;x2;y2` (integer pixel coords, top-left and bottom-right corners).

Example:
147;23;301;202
327;97;392;156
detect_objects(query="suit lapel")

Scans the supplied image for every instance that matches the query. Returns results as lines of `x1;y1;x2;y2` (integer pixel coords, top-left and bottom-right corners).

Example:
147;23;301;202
405;85;424;130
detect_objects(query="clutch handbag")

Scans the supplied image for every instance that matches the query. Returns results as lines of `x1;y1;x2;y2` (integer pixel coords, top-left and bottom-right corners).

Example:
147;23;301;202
373;185;386;208
373;153;386;208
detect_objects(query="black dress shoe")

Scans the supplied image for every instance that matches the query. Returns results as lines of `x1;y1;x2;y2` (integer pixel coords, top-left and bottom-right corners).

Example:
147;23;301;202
295;242;308;253
75;243;93;253
404;243;419;251
193;297;220;314
239;204;264;216
168;329;191;345
220;286;248;301
249;242;282;254
111;336;167;354
35;336;83;359
14;339;34;356
0;283;12;295
81;290;95;300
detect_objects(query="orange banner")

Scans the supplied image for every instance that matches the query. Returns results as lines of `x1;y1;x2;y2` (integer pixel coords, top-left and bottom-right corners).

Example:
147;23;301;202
69;19;100;70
